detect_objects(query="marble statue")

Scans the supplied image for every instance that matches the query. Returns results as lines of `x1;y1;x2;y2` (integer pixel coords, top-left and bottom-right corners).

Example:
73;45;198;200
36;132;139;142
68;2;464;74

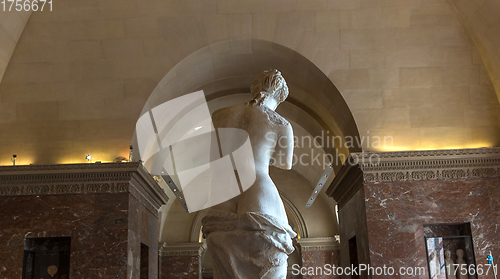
201;69;296;279
456;249;468;279
429;250;442;277
445;249;457;279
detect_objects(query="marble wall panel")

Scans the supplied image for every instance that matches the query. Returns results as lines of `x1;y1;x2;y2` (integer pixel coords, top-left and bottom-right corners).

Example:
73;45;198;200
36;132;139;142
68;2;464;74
0;193;130;278
364;177;500;279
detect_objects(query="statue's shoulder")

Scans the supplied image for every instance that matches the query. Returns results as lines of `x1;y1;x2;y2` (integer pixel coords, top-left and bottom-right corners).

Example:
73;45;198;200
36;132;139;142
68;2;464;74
213;103;290;127
262;106;289;127
212;103;246;117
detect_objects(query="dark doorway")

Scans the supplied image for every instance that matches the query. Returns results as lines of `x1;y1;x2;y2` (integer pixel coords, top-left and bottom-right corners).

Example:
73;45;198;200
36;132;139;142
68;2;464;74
349;236;359;279
140;243;149;279
22;237;71;279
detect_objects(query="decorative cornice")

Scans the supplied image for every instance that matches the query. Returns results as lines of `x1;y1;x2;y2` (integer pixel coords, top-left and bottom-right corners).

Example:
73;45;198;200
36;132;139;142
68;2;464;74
0;172;135;185
159;242;206;257
349;147;500;183
0;162;169;216
297;237;340;252
0;162;140;172
327;148;500;207
325;163;363;208
0;182;129;196
355;147;500;160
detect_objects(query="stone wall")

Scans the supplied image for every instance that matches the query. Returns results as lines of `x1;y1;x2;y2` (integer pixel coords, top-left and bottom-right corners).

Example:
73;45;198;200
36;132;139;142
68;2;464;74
159;242;204;279
129;194;160;279
0;162;168;279
448;0;500;102
301;250;341;279
159;255;201;279
365;177;500;279
0;193;129;278
0;9;31;83
0;0;499;166
0;191;161;279
296;237;341;279
328;148;500;279
338;187;370;279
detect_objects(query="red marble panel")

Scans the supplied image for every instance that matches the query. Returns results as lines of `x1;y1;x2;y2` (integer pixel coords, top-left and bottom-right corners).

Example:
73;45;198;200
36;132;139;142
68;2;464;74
159;255;201;279
301;250;341;279
365;182;421;222
0;193;130;278
364;177;500;279
128;193;159;279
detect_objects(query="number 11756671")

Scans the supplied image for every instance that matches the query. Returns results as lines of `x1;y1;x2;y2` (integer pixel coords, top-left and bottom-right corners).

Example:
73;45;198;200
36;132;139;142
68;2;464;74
2;0;52;11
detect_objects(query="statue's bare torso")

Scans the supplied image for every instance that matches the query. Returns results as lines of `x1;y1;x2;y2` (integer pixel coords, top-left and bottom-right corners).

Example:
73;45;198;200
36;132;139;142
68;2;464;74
210;102;293;223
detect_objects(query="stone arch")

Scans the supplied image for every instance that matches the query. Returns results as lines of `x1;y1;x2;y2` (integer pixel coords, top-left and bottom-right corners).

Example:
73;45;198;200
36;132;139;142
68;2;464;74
134;38;360;174
142;39;352;245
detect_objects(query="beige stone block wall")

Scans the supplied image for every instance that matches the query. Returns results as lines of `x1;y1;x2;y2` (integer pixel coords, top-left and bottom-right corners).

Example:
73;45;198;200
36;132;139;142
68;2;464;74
0;0;499;166
0;9;31;82
447;0;500;103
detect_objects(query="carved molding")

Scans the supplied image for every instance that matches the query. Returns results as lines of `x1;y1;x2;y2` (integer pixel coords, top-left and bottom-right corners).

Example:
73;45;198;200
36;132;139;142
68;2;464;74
159;242;206;257
325;163;363;208
354;147;500;159
0;162;168;216
297;237;340;252
0;172;135;185
352;147;500;183
0;162;139;172
0;183;128;196
327;148;500;208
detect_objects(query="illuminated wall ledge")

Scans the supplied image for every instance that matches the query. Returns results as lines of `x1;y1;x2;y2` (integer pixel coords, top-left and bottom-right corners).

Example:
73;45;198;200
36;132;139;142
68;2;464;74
0;162;169;215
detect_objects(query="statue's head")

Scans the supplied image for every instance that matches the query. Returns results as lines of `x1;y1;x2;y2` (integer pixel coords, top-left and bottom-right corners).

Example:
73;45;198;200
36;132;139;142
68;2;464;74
456;249;464;258
250;69;289;106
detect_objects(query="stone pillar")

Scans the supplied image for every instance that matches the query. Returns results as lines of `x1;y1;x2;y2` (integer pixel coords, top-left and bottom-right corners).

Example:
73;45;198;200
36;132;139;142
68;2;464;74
0;162;168;279
159;242;206;279
327;148;500;279
296;237;341;279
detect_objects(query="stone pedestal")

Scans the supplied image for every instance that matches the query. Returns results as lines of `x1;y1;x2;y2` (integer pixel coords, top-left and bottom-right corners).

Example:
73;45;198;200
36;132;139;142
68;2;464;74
327;148;500;279
159;242;206;279
0;162;168;279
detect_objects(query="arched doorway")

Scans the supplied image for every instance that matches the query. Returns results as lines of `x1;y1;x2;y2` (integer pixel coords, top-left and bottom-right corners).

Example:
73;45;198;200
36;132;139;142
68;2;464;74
137;38;358;278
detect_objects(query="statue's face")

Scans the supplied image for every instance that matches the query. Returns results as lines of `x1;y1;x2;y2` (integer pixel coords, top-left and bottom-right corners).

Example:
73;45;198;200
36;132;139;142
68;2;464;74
446;250;451;258
457;249;463;257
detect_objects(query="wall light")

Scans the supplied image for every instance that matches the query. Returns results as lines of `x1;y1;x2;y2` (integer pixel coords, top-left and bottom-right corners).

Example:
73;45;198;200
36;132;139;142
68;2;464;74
11;154;17;166
85;154;92;162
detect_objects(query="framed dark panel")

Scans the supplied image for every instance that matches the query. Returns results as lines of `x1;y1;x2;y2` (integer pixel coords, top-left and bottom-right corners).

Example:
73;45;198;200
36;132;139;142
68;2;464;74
349;236;359;279
140;243;149;279
424;223;477;279
22;237;71;279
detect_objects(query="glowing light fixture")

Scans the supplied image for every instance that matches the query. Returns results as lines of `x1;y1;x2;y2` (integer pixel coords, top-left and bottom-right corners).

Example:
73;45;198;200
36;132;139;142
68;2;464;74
11;154;17;166
85;154;92;162
306;164;335;208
